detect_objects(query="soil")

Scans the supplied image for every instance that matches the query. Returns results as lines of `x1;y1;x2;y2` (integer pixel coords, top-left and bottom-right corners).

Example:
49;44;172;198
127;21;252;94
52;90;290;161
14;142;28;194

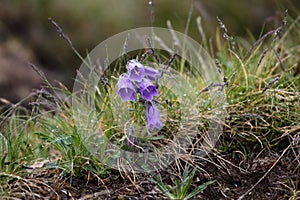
8;141;299;200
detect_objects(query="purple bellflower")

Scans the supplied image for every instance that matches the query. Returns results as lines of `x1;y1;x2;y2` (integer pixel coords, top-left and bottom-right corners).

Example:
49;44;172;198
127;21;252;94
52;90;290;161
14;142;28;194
138;78;158;101
144;66;161;81
127;60;145;82
117;59;163;132
145;102;162;131
117;74;136;102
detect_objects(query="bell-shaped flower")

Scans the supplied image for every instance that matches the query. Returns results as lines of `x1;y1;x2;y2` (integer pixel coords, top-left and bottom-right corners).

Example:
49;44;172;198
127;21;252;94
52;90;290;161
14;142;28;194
144;66;161;81
127;60;145;82
117;74;136;102
137;78;158;101
145;102;162;131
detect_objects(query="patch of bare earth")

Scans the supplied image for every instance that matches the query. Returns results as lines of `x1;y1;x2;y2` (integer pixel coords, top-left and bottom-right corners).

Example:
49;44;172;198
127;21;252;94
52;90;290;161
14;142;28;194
6;141;298;200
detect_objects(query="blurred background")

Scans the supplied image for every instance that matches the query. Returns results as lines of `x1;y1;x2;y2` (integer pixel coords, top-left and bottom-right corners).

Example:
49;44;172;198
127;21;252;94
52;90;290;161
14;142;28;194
0;0;299;103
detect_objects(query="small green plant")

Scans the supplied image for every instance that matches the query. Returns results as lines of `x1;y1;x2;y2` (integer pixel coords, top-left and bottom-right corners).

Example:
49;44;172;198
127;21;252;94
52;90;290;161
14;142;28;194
0;108;36;174
150;166;215;200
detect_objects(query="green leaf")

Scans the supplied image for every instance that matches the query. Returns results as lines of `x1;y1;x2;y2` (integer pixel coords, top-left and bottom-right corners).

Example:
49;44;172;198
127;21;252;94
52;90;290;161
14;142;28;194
184;180;216;200
144;135;165;140
150;175;175;199
181;168;195;197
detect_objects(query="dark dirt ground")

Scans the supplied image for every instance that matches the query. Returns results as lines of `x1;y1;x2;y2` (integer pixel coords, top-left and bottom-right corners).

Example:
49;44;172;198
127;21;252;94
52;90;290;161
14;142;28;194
8;139;299;200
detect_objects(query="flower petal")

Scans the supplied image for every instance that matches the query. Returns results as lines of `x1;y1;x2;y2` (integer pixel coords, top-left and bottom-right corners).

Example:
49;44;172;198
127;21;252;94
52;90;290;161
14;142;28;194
145;102;162;131
117;74;136;102
138;79;158;101
127;60;145;82
144;66;161;81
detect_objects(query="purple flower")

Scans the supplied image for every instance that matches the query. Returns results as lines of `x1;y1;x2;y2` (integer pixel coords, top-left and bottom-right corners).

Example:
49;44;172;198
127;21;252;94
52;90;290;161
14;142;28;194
117;74;136;102
137;78;158;101
145;102;162;131
127;60;145;82
144;66;161;81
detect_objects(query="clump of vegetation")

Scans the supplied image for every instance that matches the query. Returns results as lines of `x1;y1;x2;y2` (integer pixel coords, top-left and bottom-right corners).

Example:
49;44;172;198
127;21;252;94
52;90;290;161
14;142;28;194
150;165;216;200
0;4;299;200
